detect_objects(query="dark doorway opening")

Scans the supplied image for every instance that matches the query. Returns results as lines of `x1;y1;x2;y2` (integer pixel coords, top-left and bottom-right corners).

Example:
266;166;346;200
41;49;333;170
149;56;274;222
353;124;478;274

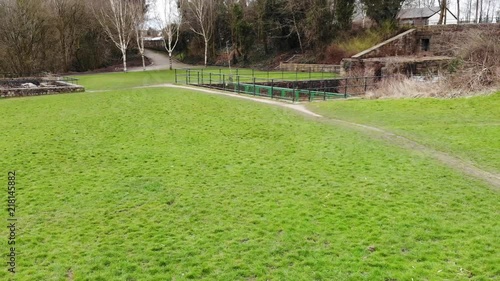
421;38;430;51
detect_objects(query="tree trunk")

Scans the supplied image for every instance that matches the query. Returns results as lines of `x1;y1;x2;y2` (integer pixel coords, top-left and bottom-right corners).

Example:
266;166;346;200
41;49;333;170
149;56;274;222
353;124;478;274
204;39;208;67
479;0;483;22
476;0;480;22
169;52;173;70
141;54;145;71
122;50;127;72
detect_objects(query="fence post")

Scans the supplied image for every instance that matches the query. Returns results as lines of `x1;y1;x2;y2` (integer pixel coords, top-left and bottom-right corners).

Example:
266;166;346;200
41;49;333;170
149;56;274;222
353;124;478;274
186;69;189;84
364;77;368;92
323;81;327;101
175;69;177;83
237;75;240;93
252;69;255;78
271;79;275;98
209;73;212;86
344;78;348;98
197;71;200;85
201;69;204;85
236;68;239;76
223;74;226;90
253;77;256;96
309;67;311;79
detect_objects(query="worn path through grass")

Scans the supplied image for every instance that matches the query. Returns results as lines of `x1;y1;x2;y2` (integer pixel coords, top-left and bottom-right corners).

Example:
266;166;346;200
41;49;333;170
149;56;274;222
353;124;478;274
150;84;500;189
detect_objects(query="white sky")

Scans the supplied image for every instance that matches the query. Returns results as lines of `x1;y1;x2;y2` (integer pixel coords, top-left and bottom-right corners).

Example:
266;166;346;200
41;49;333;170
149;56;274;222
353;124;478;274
146;0;180;29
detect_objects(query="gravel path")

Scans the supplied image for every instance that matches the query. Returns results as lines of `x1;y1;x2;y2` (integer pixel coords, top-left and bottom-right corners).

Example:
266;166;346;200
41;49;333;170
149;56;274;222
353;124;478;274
129;49;197;72
150;84;500;189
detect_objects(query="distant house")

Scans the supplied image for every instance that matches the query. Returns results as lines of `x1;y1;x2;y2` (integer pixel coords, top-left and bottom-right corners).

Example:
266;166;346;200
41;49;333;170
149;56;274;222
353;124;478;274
397;7;458;26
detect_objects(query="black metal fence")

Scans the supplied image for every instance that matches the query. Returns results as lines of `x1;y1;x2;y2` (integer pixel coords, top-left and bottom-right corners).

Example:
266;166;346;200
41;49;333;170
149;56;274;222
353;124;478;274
175;69;385;102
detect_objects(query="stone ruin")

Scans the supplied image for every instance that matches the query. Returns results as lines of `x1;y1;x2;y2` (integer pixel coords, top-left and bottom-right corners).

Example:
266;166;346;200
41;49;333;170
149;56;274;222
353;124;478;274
341;23;500;78
0;77;85;98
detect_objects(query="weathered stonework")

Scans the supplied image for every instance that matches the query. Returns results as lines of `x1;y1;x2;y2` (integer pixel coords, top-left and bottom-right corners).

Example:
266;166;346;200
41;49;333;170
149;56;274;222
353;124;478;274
415;24;500;56
0;78;85;98
341;23;500;77
279;63;342;73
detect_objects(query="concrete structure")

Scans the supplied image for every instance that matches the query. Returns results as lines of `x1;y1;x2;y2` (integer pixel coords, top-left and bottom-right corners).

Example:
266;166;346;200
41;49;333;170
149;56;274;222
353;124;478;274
341;23;500;77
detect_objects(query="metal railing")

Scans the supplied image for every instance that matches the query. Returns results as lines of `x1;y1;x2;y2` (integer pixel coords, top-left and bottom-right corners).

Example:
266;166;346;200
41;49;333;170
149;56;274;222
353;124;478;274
175;69;386;102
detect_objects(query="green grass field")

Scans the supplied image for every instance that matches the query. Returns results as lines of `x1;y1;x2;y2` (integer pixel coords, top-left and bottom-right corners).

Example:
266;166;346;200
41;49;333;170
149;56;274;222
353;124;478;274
0;74;498;280
308;93;500;172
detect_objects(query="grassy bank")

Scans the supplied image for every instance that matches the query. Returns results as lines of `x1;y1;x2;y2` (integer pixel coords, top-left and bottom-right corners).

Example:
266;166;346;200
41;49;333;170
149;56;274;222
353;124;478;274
308;93;500;172
0;87;498;280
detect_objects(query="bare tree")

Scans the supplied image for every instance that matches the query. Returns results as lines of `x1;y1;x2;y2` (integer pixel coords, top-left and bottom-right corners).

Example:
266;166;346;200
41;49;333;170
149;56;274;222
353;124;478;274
95;0;136;72
185;0;215;66
50;0;84;72
157;0;183;70
131;1;147;70
438;0;447;24
285;0;305;54
0;0;49;75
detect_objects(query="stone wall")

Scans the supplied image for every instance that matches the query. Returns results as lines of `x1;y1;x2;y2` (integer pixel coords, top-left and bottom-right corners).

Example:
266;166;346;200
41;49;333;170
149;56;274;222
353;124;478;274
279;63;341;73
0;78;85;98
415;23;500;56
342;23;500;78
351;24;500;60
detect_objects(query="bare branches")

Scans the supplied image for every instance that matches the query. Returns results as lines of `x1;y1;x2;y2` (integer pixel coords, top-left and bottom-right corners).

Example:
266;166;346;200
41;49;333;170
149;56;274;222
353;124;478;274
95;0;137;72
184;0;215;66
131;1;147;70
156;0;183;70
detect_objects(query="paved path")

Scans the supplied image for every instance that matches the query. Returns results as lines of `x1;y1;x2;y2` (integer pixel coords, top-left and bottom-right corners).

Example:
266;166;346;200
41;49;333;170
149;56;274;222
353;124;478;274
146;84;500;190
129;49;196;72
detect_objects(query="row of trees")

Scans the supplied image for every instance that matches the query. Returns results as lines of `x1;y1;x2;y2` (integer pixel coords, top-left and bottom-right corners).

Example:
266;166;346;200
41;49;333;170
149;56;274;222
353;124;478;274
152;0;408;67
156;0;497;66
1;0;498;74
0;0;148;75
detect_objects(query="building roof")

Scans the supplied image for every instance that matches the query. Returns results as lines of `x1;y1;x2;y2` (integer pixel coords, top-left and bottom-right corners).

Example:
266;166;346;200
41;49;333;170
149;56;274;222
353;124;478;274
144;37;163;41
397;7;440;20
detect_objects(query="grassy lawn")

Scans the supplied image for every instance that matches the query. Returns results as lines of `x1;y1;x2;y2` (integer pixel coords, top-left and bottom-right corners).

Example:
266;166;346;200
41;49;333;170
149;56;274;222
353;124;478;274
308;93;500;172
74;68;336;91
0;87;498;280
